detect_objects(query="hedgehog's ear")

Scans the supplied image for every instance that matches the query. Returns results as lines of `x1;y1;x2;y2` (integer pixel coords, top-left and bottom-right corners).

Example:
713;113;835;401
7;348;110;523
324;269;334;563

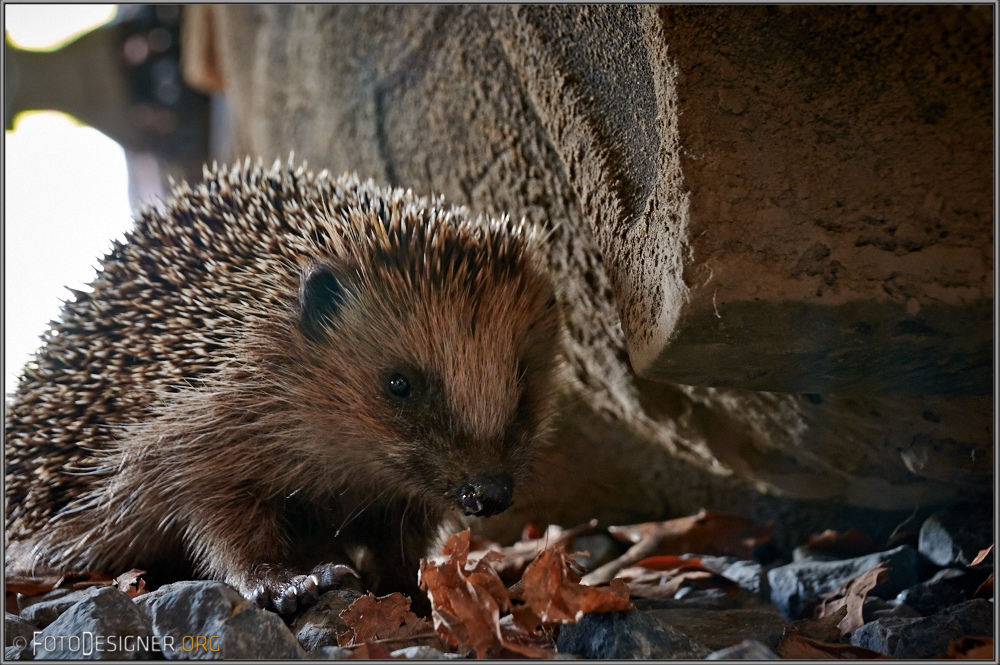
299;263;350;343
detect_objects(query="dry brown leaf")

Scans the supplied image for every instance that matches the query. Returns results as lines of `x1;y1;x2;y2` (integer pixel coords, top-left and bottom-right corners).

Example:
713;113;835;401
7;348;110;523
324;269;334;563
777;633;891;659
814;562;888;636
616;556;740;599
608;509;773;558
346;641;397;659
623;571;714;599
5;573;69;598
632;555;711;571
623;571;740;600
942;636;994;659
7;571;115;614
519;546;632;624
113;569;148;599
338;592;436;649
969;544;993;567
972;573;992;599
470;520;599;585
6;571;117;612
5;571;115;596
805;528;878;557
420;530;552;659
582;510;773;585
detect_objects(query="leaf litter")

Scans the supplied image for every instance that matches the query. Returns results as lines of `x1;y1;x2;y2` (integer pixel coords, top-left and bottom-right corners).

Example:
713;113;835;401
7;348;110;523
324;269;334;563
6;510;992;659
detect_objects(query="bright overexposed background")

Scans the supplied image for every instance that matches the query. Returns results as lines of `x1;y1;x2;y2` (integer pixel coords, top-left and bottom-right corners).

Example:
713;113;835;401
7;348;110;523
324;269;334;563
5;5;133;397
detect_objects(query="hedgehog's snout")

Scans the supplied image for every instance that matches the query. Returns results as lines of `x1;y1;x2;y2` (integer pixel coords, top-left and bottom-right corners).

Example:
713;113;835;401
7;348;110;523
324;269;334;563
455;473;513;517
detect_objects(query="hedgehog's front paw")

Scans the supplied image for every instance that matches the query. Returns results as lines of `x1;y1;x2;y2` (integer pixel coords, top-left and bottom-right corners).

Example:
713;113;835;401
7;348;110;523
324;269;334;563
250;563;359;614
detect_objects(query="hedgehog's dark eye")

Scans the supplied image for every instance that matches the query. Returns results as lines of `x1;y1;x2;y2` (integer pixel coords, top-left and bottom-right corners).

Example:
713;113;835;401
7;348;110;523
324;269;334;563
387;373;412;398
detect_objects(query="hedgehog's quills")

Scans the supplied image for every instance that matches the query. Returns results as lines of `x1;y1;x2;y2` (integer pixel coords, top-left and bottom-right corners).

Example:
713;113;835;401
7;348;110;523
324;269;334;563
5;159;562;614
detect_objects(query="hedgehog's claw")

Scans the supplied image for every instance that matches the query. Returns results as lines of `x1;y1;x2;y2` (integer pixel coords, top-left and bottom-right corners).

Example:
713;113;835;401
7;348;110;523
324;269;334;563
251;583;269;609
309;562;359;590
251;563;360;614
275;580;305;614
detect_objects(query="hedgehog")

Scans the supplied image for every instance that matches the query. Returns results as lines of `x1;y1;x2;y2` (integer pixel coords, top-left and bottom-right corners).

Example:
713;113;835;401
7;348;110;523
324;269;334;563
5;159;562;614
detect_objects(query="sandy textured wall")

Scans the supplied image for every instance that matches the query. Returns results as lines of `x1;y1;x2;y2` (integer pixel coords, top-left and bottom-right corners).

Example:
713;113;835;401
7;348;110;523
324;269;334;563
182;5;992;543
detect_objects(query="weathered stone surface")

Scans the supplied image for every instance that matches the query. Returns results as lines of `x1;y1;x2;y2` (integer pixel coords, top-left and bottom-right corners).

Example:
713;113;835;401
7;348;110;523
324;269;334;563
305;646;354;660
894;568;968;615
389;645;462;660
850;614;964;658
220;607;304;660
5;644;33;660
919;506;994;567
572;533;623;571
291;589;362;652
648;606;786;649
705;639;781;660
33;586;154;660
862;596;921;621
556;610;711;659
19;587;104;629
641;6;992;397
142;581;241;659
139;579;303;659
940;599;994;637
5;612;38;647
721;560;767;596
792;546;840;563
768;545;919;619
17;589;74;614
133;580;213;614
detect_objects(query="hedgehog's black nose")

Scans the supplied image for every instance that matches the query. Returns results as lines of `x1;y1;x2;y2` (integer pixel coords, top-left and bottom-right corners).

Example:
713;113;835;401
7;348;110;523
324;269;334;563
456;473;513;517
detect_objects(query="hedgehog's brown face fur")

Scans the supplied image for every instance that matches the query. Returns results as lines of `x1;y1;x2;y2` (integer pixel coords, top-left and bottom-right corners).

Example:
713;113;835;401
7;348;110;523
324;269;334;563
260;205;561;520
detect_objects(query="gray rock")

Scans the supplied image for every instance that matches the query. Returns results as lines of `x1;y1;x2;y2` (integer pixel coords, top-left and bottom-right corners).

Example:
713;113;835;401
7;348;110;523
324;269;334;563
862;596;921;621
140;579;303;659
33;586;155;659
17;589;74;613
767;545;919;619
792;546;840;563
20;587;105;629
306;645;354;659
894;568;967;615
573;533;622;571
390;645;462;659
633;587;759;611
940;599;993;637
918;507;993;567
721;560;766;596
680;554;738;574
133;580;217;615
291;588;361;652
6;644;34;660
219;604;305;659
850;614;964;658
143;581;242;659
706;639;781;659
555;610;711;659
648;606;786;650
6;612;38;647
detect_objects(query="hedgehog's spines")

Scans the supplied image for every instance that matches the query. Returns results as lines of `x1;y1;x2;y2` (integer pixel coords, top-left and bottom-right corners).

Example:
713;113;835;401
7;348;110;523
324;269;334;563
5;160;560;605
